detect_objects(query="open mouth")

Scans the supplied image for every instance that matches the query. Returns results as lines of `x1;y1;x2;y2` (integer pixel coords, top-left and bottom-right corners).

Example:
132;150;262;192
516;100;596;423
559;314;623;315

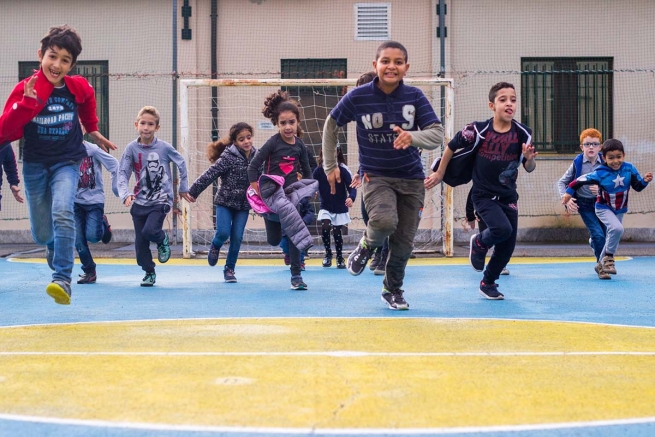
49;68;61;78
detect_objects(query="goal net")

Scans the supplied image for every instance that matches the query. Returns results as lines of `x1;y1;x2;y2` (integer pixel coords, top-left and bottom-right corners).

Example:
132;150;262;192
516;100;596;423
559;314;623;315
179;78;455;259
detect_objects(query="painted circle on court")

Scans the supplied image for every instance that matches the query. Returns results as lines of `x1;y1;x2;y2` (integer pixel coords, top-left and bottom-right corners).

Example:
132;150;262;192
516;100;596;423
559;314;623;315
0;318;654;430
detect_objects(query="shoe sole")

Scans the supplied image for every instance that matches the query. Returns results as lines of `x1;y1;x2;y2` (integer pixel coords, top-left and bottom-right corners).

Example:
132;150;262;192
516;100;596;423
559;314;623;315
77;280;96;284
380;295;409;310
158;255;171;263
478;289;504;300
140;282;155;287
469;234;484;272
46;283;71;305
225;279;237;283
500;270;510;275
290;285;307;290
373;269;385;276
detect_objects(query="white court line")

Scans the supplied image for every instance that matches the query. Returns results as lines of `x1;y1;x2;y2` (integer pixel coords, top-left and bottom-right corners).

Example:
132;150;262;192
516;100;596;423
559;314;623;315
0;412;654;434
1;351;655;357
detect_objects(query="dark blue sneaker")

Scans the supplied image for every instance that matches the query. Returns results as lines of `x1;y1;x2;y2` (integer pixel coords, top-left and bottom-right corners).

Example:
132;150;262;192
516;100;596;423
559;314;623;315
207;243;220;267
290;275;307;290
347;237;375;276
157;234;171;263
381;288;409;310
101;215;112;244
479;281;504;300
469;233;488;272
223;268;237;283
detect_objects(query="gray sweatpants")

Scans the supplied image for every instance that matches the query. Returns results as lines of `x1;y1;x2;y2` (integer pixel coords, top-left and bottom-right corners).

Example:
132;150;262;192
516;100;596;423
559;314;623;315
362;175;424;292
595;207;624;259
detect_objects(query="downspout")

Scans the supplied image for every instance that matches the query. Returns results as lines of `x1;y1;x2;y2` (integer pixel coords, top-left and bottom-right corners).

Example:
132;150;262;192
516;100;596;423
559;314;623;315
172;0;179;242
211;0;218;141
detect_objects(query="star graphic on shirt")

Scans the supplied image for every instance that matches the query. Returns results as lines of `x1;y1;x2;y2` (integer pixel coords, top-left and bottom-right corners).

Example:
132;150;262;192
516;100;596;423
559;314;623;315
612;174;625;188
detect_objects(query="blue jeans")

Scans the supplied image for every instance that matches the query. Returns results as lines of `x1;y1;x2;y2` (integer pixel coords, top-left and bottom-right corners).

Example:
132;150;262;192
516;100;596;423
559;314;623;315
213;205;249;270
74;203;106;273
23;160;79;284
577;197;606;261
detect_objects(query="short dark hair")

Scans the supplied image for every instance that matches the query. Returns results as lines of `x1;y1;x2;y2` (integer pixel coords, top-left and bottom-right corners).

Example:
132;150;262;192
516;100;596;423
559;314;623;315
376;41;408;62
601;139;625;156
40;25;82;64
489;82;515;103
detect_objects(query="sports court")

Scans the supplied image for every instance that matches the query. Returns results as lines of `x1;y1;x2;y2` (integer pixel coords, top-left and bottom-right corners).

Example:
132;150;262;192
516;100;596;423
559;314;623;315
1;254;654;437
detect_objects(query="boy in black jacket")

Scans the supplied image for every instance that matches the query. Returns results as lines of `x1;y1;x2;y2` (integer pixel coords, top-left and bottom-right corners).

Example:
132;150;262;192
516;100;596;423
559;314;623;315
427;82;537;300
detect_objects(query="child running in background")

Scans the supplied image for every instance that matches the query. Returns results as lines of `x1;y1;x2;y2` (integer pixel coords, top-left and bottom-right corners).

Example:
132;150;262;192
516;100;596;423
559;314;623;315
558;128;606;266
248;91;318;290
427;82;536;300
0;25;117;304
313;147;356;269
322;41;444;310
562;139;651;279
118;106;192;286
187;122;256;283
0;142;24;211
74;138;119;284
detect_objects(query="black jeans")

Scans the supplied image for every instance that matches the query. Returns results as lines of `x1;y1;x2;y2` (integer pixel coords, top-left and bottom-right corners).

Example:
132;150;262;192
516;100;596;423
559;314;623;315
130;203;170;273
264;215;302;276
473;195;518;283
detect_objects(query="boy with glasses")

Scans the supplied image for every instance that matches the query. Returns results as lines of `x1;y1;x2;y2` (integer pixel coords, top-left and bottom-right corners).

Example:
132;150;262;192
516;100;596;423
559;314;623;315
558;128;606;272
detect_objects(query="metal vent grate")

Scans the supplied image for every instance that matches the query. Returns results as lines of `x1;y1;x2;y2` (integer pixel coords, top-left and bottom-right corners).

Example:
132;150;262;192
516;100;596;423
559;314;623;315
355;3;391;41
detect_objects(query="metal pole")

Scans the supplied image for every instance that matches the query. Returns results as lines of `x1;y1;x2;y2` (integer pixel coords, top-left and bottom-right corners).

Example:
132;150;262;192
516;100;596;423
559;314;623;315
172;0;180;244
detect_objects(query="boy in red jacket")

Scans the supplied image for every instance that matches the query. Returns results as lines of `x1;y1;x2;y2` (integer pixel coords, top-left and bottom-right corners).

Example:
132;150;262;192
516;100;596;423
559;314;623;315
0;25;116;305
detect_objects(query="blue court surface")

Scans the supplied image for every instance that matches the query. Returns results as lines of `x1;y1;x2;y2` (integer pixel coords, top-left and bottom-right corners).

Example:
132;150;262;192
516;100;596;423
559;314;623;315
0;256;654;437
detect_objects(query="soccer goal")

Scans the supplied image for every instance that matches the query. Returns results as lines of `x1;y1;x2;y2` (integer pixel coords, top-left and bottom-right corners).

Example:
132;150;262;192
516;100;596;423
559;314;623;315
179;78;455;259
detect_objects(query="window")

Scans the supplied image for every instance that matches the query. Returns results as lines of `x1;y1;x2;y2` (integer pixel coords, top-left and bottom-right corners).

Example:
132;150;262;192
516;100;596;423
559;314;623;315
17;61;109;160
521;57;613;154
354;3;391;41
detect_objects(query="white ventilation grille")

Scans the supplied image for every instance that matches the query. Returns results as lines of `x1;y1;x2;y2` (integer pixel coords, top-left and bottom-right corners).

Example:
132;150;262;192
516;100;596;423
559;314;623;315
354;3;391;41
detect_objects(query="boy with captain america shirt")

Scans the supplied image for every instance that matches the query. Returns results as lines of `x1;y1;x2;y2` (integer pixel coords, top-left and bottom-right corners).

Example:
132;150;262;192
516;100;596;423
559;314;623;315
322;40;444;310
0;25;116;305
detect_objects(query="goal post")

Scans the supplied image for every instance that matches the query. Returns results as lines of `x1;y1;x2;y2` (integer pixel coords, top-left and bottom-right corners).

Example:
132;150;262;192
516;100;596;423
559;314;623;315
179;78;455;259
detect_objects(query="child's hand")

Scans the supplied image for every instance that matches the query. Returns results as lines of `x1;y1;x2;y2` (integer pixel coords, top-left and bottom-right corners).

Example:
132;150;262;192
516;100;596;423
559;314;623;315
644;172;653;182
124;195;134;207
461;217;475;231
350;174;362;189
327;166;341;195
392;126;413;149
180;192;195;203
23;75;38;100
10;185;24;203
561;193;573;208
589;184;599;195
345;198;353;208
424;171;443;189
564;197;578;213
522;143;538;160
250;181;260;197
88;131;118;152
296;172;302;181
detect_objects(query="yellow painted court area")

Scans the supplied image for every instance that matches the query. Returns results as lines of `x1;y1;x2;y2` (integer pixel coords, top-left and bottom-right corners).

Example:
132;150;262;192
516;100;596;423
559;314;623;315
9;256;629;267
0;318;654;428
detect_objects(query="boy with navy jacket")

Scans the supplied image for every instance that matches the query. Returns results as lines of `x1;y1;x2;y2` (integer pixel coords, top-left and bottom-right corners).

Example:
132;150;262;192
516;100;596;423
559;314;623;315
428;82;537;300
322;41;444;310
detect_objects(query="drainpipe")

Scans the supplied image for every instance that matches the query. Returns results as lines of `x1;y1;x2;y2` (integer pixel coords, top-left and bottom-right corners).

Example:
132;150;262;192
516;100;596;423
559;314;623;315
172;0;179;242
211;0;218;141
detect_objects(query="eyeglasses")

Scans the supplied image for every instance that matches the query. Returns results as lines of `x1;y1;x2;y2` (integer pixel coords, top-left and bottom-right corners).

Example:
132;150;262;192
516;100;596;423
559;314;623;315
582;142;601;147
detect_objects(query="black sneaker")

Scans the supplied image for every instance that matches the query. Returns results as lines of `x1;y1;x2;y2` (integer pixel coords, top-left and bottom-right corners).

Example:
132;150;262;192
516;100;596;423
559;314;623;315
224;268;237;283
381;288;409;310
290;275;307;290
322;254;332;268
141;272;156;287
45;247;55;271
479;281;504;300
157;234;171;263
77;271;97;284
46;280;71;305
336;256;346;269
347;237;375;276
101;215;113;244
469;233;488;272
207;243;220;267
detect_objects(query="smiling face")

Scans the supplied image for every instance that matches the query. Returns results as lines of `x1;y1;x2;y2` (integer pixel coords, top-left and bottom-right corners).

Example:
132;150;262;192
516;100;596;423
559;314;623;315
580;136;602;161
373;48;409;93
277;110;298;144
604;149;624;170
38;46;74;87
489;87;517;126
234;128;253;155
135;113;160;145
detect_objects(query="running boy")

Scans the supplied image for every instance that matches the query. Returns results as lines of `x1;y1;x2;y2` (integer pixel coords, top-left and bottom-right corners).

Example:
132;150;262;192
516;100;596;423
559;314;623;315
0;25;116;304
427;82;537;300
562;139;651;279
557;128;606;264
118;106;192;286
322;41;444;310
74;138;120;284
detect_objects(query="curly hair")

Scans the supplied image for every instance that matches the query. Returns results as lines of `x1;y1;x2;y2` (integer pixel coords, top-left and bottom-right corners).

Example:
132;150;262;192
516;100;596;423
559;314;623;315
262;90;304;137
206;122;253;163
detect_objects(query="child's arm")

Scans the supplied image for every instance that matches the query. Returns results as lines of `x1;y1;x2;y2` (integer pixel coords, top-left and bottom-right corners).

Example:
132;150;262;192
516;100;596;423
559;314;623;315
464;187;476;229
629;165;651;192
93;144;120;198
392;123;444;150
87;131;117;153
1;144;24;203
248;139;272;195
298;141;312;179
322;115;343;194
168;146;192;202
522;143;537;172
424;147;454;189
341;166;356;207
562;171;600;204
117;146;135;206
557;163;575;197
0;76;40;143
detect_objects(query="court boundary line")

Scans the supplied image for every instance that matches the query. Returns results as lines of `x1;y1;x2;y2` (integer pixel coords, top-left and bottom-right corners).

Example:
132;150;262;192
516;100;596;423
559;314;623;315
0;413;654;434
2;351;655;357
